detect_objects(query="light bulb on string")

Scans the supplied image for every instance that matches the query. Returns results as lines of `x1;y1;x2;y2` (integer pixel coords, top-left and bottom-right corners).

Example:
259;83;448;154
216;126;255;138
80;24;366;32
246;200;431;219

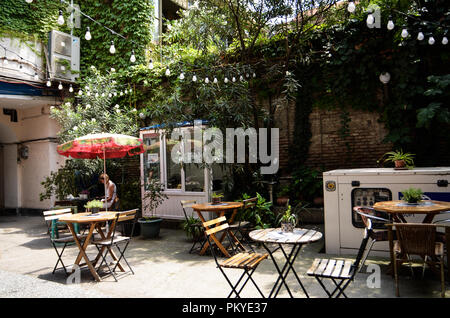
213;77;218;84
85;27;92;41
109;41;116;54
366;13;375;26
78;89;83;96
224;77;229;83
148;59;154;69
253;73;256;78
204;77;209;84
179;73;185;80
57;10;65;26
34;72;39;81
417;31;424;41
428;36;435;45
192;75;197;82
69;84;73;93
443;36;448;45
3;59;8;65
232;77;236;82
165;68;171;76
387;18;395;30
239;75;244;82
347;1;356;13
46;79;51;87
401;28;409;38
58;82;63;90
130;50;136;63
379;72;391;84
25;0;33;3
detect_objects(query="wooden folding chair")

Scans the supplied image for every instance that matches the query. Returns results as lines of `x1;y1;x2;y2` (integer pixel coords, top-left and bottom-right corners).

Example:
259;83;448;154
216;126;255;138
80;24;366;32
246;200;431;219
92;209;139;281
43;208;88;275
203;216;268;298
307;221;371;298
387;223;446;297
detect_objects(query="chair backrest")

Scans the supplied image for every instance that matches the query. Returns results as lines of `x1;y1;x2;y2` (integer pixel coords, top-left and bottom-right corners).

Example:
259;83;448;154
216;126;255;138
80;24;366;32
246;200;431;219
392;223;438;257
43;208;73;239
43;208;73;222
180;200;197;220
114;209;139;238
202;216;242;262
243;197;257;209
353;206;390;230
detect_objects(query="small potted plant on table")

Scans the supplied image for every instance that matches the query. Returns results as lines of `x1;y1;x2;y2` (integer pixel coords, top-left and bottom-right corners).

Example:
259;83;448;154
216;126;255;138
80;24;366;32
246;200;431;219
278;205;297;233
84;199;103;214
401;187;424;205
211;192;224;205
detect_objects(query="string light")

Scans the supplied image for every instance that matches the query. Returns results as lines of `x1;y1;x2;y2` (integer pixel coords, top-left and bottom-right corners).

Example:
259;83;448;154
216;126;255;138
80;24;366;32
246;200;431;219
34;72;39;81
224;77;229;83
84;27;92;41
204;77;209;83
417;31;424;41
148;59;154;69
165;68;171;76
46;79;51;87
192;75;197;82
109;41;116;54
58;82;63;90
428;36;435;45
347;1;356;13
130;50;136;63
401;28;409;38
179;73;185;80
25;0;33;3
387;17;395;30
57;9;65;26
379;72;391;84
443;36;448;45
213;77;218;84
69;84;73;92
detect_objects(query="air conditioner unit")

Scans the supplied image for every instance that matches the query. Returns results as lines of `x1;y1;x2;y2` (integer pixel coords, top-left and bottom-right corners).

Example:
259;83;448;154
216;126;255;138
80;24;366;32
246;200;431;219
48;30;80;82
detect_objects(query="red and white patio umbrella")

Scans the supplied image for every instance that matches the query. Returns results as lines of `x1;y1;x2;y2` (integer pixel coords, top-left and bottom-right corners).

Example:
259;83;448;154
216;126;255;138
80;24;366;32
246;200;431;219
57;133;144;211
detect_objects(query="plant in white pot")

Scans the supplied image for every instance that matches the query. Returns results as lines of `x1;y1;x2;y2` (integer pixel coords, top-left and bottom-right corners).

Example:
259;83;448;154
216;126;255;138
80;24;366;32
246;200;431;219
139;180;168;239
278;205;297;233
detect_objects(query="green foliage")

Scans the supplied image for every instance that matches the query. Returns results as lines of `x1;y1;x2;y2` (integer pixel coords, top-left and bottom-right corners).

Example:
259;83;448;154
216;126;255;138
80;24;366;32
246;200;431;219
84;199;103;209
39;167;77;201
381;149;415;167
290;166;323;204
239;192;275;229
181;216;203;240
142;179;168;216
401;187;423;203
277;205;297;225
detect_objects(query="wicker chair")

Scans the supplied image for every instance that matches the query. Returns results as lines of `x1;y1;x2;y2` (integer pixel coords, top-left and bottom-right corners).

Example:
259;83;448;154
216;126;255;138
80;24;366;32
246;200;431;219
387;223;446;297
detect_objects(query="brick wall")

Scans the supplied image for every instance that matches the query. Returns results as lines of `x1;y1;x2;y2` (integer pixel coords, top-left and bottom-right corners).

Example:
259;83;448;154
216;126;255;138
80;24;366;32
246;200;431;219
272;102;393;173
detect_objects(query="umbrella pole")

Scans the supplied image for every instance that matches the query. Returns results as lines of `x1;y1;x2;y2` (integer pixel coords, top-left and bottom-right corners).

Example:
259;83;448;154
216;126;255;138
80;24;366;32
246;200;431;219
103;148;108;212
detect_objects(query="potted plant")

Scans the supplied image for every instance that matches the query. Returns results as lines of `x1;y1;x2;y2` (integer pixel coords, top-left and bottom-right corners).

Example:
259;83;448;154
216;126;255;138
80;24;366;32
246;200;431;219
181;215;204;241
138;180;168;239
84;199;103;213
211;192;224;205
278;205;297;233
381;149;415;169
401;187;424;204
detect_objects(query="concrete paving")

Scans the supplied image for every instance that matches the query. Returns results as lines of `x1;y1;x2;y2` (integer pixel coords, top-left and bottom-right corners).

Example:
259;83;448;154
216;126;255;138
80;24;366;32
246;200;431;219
0;215;448;298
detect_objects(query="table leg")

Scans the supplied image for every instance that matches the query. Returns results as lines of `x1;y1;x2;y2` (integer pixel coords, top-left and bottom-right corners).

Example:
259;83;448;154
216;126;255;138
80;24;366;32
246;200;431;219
263;243;307;298
69;223;101;282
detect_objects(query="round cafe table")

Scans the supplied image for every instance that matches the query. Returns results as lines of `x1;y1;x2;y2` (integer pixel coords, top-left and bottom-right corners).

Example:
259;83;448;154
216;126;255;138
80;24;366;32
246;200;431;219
373;200;450;223
58;211;123;282
250;227;323;298
191;201;243;257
